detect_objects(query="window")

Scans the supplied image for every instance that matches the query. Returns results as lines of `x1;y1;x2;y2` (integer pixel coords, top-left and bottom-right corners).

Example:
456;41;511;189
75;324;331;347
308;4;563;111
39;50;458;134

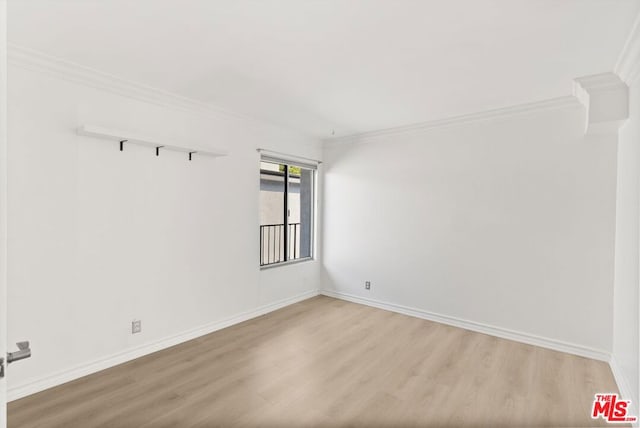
260;156;315;267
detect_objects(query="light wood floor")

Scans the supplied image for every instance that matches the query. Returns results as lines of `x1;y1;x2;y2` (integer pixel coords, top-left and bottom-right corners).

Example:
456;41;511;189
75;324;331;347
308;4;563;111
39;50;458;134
9;296;621;427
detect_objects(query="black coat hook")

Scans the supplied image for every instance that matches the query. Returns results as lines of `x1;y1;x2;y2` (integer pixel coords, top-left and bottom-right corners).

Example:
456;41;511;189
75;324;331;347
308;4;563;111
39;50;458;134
119;140;127;151
188;151;196;161
156;146;164;156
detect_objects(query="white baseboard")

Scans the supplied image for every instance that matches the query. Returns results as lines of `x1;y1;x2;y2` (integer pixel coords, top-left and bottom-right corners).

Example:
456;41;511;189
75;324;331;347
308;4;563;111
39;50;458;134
321;289;611;362
610;355;639;427
8;289;319;401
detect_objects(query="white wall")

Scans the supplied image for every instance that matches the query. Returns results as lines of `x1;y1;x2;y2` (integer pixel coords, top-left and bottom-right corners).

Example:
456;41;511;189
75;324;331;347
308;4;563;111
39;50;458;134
613;77;640;409
6;61;322;398
0;0;7;425
322;104;618;355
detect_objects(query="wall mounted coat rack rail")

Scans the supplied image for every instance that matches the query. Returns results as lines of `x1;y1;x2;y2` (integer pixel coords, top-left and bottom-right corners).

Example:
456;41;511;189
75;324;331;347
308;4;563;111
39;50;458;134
77;125;229;160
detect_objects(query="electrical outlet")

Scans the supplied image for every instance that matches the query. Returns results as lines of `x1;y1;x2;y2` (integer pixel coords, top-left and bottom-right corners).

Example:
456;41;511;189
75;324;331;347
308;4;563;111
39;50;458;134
132;320;142;334
365;281;371;290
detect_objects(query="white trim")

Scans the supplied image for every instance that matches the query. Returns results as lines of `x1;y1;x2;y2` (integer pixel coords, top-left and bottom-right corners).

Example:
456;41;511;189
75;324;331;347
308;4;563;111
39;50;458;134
323;96;581;146
260;257;315;270
574;72;628;91
616;11;640;85
7;44;242;121
0;1;6;426
7;44;314;141
7;43;589;146
7;289;319;401
610;355;639;427
572;72;629;135
321;290;611;362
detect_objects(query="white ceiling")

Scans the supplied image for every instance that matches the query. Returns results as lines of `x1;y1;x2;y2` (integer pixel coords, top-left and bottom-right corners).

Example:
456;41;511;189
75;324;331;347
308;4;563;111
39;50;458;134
8;0;640;138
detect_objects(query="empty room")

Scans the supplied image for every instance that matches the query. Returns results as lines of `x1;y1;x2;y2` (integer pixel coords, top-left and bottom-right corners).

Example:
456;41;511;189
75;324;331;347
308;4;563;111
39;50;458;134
0;0;639;427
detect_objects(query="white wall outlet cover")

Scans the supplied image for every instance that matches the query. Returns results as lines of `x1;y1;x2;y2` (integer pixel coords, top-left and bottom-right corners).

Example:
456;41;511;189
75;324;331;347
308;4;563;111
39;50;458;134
132;320;142;334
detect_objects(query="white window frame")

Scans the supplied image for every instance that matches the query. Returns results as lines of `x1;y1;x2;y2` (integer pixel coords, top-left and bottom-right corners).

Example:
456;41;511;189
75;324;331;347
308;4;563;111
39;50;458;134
259;151;318;269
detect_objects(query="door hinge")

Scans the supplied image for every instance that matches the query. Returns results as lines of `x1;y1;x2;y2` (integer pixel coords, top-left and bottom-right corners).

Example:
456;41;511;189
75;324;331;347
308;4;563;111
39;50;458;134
0;357;4;378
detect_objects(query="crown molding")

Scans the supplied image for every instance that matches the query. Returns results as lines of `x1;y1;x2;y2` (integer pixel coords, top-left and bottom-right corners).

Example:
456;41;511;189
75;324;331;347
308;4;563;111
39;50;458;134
8;44;250;120
573;72;628;135
7;43;319;143
616;12;640;85
324;96;581;146
574;72;628;91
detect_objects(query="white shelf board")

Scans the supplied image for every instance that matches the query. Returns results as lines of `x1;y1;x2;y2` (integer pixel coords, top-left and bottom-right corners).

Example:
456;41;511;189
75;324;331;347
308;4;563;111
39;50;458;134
77;125;229;158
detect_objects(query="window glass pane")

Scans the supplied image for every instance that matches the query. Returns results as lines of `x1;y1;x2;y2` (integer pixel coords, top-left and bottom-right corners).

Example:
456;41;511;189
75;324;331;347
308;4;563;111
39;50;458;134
260;161;285;265
288;165;313;260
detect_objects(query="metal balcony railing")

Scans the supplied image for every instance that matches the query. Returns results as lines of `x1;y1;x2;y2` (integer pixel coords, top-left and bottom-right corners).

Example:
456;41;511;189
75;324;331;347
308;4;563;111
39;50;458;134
260;223;301;266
